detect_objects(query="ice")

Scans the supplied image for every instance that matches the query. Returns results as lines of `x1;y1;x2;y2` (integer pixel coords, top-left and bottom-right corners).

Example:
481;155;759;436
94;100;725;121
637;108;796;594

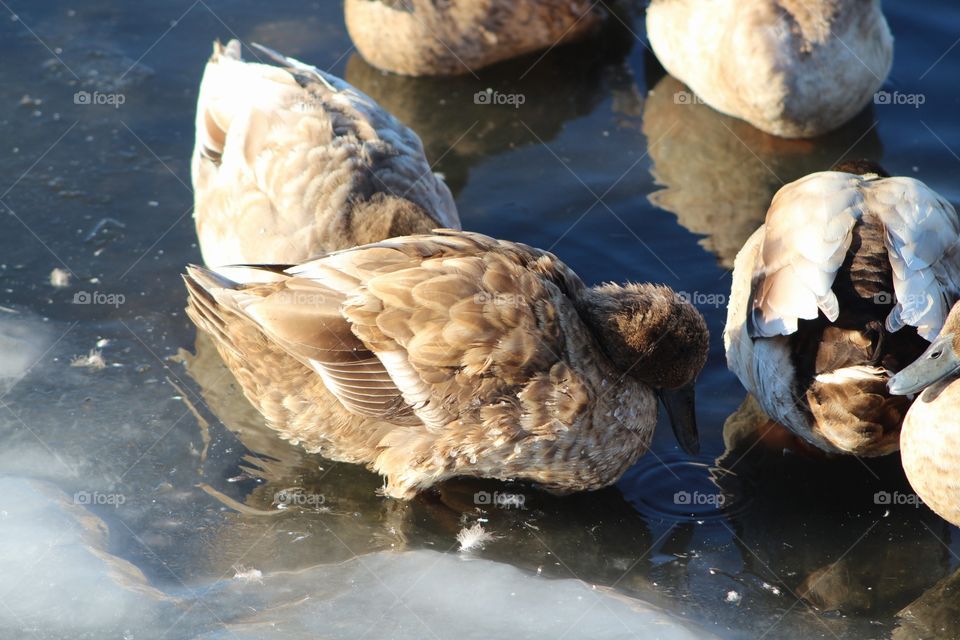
196;551;711;640
0;311;52;395
0;477;180;639
0;477;709;640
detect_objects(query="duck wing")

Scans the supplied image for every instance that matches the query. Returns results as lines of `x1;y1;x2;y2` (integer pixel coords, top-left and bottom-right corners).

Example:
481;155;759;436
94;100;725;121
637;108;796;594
868;177;960;340
188;231;584;433
747;171;864;337
185;261;416;423
747;172;960;341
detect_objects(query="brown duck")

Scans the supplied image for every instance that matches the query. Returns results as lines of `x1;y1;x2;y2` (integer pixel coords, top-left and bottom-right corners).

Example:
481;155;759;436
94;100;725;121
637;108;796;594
343;0;605;76
185;230;709;498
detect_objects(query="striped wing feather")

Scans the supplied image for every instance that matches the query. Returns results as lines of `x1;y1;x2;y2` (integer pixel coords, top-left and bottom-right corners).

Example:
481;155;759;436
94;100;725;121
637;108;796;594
203;232;584;432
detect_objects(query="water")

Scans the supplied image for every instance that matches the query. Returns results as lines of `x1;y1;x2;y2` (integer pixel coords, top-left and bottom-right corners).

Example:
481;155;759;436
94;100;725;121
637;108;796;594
0;1;958;638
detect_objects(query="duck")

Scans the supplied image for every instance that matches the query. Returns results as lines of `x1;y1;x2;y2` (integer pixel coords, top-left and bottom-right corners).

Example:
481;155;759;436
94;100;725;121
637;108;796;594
888;301;960;528
192;39;459;267
343;0;606;76
183;230;709;499
724;160;960;456
645;0;893;138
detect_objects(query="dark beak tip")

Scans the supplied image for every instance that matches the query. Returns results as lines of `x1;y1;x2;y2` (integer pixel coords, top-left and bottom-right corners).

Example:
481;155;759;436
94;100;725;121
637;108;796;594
659;384;699;457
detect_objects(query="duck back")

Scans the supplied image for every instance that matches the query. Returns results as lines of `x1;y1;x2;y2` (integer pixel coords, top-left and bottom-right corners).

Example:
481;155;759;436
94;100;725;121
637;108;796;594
792;214;927;454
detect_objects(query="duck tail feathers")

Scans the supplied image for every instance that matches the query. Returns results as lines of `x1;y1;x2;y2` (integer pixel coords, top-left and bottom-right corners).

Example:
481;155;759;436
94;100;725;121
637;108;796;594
250;42;343;92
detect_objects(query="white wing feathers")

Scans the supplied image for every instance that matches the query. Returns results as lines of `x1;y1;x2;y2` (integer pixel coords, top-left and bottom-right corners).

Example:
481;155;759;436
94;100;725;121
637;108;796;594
749;172;863;336
748;172;960;341
871;178;960;339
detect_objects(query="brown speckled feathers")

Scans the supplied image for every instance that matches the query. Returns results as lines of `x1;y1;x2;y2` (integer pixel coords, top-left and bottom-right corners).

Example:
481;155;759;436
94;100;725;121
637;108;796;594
186;231;708;497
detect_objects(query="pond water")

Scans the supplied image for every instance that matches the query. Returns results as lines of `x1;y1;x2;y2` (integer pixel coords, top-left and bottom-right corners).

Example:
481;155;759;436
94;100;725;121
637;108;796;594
1;1;959;639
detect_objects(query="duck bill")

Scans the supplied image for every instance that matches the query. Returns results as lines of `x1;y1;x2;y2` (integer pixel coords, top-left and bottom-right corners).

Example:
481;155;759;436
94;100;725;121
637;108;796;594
888;335;960;396
659;382;700;455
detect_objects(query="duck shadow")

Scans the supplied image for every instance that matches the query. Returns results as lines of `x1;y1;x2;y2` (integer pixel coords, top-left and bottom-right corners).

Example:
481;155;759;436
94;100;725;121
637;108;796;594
713;395;955;627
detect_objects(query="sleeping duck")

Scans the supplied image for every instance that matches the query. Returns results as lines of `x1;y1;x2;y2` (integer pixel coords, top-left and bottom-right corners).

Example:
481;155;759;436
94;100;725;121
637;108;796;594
192;40;459;266
343;0;605;76
724;160;960;456
888;301;960;527
184;230;709;499
646;0;893;138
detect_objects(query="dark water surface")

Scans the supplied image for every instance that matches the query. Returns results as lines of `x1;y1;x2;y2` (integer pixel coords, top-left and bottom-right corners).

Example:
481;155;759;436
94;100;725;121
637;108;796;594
1;1;959;638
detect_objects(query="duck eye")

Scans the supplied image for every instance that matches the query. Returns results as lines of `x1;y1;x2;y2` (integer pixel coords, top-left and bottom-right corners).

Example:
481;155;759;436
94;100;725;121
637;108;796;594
930;350;943;360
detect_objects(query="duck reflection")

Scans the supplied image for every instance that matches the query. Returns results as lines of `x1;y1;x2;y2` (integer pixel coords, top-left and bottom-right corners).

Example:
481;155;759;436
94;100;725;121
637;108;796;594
178;331;660;591
715;396;953;627
642;74;884;268
896;566;960;639
176;331;406;575
343;15;640;197
180;335;955;635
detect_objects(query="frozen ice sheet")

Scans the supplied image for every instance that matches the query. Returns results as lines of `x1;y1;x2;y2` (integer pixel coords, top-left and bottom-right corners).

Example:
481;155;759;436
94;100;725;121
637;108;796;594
0;477;709;640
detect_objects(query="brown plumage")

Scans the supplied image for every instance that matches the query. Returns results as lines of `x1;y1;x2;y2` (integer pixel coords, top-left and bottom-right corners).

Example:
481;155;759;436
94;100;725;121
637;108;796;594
792;212;925;454
343;0;605;76
192;40;459;266
184;231;709;498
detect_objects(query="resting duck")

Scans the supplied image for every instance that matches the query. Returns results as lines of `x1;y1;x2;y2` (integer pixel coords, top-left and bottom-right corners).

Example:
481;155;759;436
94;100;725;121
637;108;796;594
343;0;605;76
646;0;893;138
184;230;709;499
192;40;459;266
889;302;960;527
724;161;960;456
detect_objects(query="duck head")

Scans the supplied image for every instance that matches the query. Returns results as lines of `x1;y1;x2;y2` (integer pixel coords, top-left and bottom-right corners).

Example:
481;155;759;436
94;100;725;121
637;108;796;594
578;283;710;454
831;159;890;178
888;302;960;396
